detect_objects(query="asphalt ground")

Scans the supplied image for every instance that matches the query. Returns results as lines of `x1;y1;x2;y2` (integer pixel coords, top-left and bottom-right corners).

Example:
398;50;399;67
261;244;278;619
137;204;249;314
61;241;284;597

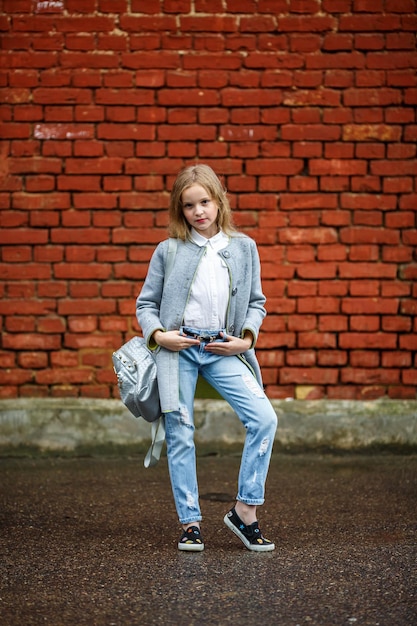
1;452;416;626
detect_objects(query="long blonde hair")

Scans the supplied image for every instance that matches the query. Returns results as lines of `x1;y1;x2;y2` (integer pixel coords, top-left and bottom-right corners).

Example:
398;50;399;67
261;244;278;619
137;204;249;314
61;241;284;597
168;164;235;240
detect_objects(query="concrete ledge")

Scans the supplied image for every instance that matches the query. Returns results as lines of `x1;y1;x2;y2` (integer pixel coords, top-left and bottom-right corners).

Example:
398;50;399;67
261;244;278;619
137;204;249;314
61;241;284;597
0;398;416;454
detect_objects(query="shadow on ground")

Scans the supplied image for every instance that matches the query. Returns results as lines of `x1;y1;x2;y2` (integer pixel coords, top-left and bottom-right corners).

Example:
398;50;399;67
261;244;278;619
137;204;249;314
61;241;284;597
1;453;416;625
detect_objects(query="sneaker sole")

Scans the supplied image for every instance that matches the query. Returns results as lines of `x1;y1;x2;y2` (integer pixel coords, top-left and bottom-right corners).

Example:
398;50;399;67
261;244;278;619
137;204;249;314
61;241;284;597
178;542;204;552
223;514;275;552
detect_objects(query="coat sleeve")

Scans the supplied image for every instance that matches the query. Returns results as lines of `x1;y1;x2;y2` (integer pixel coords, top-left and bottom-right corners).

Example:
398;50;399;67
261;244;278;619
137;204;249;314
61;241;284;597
240;239;266;346
136;241;167;349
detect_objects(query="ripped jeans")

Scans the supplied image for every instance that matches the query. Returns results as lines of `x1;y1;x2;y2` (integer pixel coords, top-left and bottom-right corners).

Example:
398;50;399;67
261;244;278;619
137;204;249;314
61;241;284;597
164;339;278;524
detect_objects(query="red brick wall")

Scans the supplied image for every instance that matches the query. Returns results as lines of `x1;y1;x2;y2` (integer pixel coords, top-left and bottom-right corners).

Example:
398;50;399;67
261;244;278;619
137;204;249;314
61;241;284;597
1;0;416;401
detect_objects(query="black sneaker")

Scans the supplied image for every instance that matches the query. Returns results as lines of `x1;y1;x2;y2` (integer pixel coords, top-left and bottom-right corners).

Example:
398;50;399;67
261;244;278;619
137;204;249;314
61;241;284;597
178;526;204;552
224;507;275;552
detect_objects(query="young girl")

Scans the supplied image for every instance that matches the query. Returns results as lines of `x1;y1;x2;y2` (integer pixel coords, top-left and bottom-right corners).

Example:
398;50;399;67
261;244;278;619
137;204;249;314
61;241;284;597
136;164;278;552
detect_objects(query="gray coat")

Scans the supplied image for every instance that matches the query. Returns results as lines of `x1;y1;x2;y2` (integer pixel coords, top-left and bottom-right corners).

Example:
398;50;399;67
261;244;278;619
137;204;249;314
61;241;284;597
136;234;267;413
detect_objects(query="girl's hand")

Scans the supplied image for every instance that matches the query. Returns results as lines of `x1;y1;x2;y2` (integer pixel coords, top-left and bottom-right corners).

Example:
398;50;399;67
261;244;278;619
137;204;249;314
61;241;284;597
153;329;200;352
204;332;252;356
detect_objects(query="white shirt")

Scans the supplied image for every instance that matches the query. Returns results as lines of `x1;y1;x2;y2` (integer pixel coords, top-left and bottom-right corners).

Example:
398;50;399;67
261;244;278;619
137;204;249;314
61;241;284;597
183;229;230;330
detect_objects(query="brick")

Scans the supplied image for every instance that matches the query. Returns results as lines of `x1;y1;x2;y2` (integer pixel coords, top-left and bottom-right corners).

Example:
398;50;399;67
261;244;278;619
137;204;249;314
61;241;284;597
339;333;397;350
180;15;237;32
281;125;341;141
318;350;348;367
382;316;412;333
287;281;317;297
317;244;347;261
342;368;400;385
103;72;134;89
58;300;116;316
68;316;97;333
73;140;104;157
34;245;64;264
310;159;367;176
402;370;417;386
65;157;123;175
385;211;414;230
6;316;35;332
284;88;341;107
30;210;60;228
35;368;95;385
343;124;401;141
287;245;315;262
371;160;417;176
368;51;417;70
15;192;66;213
0;299;56;317
344;87;402;106
297;297;340;314
388;70;417;88
57;176;101;191
280;367;338;385
280;228;338;245
118;192;168;210
33;123;94;140
297;263;337;279
350;315;380;332
289;177;318;192
0;228;48;245
51;227;110;244
319;282;348;297
340;226;400;246
4;50;56;70
341;193;397;211
127;51;183;69
240;15;278;32
350;350;380;369
0;122;31;139
222;88;282;107
2;333;61;351
382;244;413;264
158;89;220;106
2;246;32;262
300;332;338;350
286;350;316;367
9;157;61;175
96;89;154;106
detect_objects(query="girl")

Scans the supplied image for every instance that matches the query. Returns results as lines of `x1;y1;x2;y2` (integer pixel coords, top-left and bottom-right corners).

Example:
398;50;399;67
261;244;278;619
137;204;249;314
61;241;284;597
136;164;277;552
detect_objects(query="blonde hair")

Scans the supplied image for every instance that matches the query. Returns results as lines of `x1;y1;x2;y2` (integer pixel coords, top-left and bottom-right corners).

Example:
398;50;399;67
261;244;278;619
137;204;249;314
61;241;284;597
168;164;235;240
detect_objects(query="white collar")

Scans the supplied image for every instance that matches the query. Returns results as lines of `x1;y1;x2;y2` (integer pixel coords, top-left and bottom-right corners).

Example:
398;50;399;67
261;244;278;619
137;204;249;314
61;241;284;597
190;228;229;248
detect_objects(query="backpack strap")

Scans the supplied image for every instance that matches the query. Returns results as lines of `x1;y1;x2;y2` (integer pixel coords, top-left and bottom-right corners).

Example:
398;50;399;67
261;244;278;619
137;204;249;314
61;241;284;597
165;237;178;277
144;237;178;468
144;416;166;468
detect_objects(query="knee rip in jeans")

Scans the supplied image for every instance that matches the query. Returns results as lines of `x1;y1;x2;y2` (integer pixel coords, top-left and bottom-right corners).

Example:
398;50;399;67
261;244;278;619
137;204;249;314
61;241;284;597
242;373;264;398
259;437;269;456
179;403;193;427
186;491;196;508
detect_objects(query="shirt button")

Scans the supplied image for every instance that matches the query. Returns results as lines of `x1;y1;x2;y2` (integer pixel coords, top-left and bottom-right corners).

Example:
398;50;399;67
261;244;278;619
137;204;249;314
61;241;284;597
232;287;237;296
223;251;230;258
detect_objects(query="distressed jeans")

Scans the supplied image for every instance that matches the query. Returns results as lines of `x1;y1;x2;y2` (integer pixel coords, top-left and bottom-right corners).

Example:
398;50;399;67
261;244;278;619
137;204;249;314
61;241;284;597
164;338;278;525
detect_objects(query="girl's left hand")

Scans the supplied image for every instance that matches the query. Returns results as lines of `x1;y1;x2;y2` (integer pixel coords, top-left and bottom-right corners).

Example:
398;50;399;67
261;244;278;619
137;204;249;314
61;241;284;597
203;332;252;356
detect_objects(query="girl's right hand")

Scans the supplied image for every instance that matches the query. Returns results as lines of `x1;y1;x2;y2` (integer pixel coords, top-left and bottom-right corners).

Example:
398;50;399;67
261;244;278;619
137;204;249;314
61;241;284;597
153;329;200;352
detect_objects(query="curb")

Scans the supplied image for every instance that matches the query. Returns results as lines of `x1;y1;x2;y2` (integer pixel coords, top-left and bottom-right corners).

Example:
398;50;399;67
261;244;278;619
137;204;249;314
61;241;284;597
0;398;416;454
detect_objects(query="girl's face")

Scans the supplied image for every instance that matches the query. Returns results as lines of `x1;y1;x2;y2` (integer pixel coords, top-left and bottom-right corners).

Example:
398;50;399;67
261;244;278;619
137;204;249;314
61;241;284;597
181;184;219;239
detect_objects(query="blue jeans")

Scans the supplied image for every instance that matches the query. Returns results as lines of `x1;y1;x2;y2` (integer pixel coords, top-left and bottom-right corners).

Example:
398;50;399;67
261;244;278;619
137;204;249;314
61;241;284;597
164;331;278;524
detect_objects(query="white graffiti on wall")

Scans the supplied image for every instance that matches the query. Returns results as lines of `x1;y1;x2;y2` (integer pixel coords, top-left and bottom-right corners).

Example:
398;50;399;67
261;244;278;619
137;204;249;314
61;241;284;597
35;1;64;12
